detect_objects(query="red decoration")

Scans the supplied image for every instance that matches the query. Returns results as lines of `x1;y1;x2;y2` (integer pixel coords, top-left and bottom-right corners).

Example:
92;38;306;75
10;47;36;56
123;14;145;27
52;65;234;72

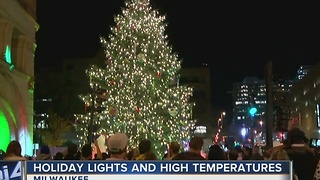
157;72;161;77
110;108;116;116
135;107;140;113
110;80;115;85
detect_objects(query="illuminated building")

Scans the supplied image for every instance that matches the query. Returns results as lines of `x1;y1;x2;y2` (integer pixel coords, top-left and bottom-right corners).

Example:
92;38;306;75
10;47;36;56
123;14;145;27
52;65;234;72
231;65;313;142
232;77;266;124
0;0;37;155
295;65;313;80
291;63;320;139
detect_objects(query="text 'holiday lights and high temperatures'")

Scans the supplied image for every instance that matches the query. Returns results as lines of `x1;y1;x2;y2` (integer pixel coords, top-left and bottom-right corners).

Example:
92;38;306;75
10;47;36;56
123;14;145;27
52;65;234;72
30;161;287;174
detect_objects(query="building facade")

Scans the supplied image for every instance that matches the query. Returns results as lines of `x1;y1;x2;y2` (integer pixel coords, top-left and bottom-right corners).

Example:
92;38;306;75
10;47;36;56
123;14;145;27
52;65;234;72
231;77;266;143
291;63;320;139
232;77;266;124
179;67;213;137
0;0;37;155
295;65;313;81
231;65;313;143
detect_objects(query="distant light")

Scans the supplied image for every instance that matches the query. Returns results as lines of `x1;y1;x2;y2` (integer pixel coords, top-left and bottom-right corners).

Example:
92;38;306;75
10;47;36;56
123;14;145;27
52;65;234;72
241;128;247;137
249;107;257;116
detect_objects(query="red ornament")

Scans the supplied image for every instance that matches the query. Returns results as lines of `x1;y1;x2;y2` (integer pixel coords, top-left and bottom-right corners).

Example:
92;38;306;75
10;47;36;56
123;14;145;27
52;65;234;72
135;107;140;113
110;108;116;116
157;72;161;77
110;80;115;85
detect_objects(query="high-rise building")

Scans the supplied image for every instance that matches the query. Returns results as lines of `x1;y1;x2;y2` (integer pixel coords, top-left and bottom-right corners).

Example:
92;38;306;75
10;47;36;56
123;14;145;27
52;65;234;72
295;65;313;81
231;77;266;144
231;65;313;143
291;62;320;139
0;0;37;155
232;77;266;124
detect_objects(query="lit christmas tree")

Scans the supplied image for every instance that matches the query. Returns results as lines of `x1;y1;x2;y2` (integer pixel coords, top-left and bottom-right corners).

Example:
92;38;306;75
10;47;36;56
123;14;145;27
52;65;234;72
75;0;195;158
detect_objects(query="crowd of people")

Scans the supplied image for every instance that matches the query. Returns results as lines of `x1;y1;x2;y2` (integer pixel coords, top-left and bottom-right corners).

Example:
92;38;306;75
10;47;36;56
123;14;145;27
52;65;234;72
1;128;320;180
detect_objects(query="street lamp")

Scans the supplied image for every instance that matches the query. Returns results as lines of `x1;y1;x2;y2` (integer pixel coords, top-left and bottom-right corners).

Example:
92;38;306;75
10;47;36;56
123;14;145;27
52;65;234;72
259;120;263;127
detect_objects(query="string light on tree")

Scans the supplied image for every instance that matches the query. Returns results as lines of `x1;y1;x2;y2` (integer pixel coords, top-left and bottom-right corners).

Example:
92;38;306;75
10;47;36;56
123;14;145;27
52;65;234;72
75;0;195;158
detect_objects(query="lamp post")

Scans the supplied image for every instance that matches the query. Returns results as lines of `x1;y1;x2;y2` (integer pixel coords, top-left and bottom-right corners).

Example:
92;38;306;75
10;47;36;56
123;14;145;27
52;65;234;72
215;112;226;144
219;112;226;128
265;61;274;149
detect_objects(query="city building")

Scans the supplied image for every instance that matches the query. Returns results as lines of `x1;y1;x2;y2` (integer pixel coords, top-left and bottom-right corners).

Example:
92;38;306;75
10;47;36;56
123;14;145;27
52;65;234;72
295;65;313;81
0;0;37;155
231;65;313;143
179;67;213;137
291;62;320;139
33;51;104;145
232;77;266;124
231;77;266;143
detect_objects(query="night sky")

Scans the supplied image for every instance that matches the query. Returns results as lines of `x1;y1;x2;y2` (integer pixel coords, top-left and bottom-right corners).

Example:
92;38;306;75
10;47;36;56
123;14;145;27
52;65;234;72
35;1;320;111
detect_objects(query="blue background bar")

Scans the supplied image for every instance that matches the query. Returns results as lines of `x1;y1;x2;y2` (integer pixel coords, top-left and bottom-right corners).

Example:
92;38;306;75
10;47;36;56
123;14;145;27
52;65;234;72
26;161;290;174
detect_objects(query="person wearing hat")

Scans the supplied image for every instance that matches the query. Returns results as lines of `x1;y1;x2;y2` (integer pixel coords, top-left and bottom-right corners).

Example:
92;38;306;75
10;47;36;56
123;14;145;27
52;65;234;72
106;133;128;160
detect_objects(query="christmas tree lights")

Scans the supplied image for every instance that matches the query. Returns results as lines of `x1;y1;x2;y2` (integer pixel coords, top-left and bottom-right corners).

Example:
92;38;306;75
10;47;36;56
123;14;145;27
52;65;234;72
75;0;195;158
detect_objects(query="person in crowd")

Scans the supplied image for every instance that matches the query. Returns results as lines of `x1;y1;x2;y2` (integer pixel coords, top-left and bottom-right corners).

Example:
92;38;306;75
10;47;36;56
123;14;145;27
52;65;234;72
127;148;139;160
3;140;27;161
228;149;239;160
270;149;298;180
188;137;204;155
64;143;80;160
283;128;316;180
172;151;206;160
251;146;264;160
36;145;52;160
172;137;205;160
106;133;128;160
163;141;180;160
135;139;157;160
144;152;158;160
207;144;227;160
53;152;64;160
80;144;92;160
234;145;243;160
242;146;252;160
